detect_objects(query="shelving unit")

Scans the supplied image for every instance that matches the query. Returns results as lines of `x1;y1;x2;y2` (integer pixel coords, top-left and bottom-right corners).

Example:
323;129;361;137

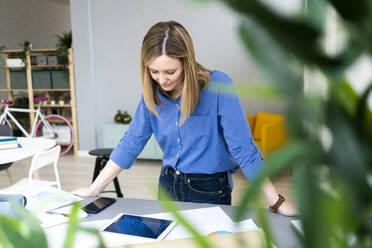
1;48;79;155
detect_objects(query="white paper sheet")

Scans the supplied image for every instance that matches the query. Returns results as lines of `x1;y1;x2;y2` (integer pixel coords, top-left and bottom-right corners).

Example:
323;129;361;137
144;206;258;240
46;207;260;248
23;185;83;212
1;185;84;228
39;205;88;228
45;220;109;248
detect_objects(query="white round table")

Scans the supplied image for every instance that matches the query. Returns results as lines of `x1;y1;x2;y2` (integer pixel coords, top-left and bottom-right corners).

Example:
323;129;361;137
0;137;56;164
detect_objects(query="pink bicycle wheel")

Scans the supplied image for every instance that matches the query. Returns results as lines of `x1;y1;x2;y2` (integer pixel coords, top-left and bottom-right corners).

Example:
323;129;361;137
35;115;74;155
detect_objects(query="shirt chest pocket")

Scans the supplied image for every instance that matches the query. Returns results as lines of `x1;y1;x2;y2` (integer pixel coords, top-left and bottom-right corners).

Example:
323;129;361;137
181;114;210;138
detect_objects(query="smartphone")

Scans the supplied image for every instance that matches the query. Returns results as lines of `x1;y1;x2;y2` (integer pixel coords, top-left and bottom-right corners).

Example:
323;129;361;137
83;197;116;214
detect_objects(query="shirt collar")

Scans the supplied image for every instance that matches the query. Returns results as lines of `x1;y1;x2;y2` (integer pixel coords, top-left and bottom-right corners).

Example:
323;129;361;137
158;88;181;103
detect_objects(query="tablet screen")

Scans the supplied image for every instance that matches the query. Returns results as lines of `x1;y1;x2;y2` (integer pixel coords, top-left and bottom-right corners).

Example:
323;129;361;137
103;214;173;239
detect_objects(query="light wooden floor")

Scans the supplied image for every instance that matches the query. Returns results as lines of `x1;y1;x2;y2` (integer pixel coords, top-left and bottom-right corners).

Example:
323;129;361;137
0;154;295;206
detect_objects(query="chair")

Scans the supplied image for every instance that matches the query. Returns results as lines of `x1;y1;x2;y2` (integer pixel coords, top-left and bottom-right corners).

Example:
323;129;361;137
0;124;14;184
89;148;123;197
247;112;288;158
0;146;61;194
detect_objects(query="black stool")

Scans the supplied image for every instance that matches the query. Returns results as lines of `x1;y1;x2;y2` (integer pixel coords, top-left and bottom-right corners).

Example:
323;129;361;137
89;148;123;197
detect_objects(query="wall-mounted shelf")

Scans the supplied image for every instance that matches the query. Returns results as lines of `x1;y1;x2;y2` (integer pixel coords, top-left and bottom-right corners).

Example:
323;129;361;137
1;48;79;155
37;104;72;108
31;65;64;69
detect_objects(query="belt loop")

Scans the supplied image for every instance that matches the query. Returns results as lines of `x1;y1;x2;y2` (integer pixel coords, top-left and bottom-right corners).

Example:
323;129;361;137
161;166;167;175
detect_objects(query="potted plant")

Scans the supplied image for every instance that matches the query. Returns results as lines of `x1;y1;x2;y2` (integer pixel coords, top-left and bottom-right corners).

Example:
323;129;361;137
114;110;123;124
58;95;65;105
5;40;32;67
122;111;132;124
50;96;56;105
55;31;72;66
6;52;24;67
113;110;132;124
201;1;372;247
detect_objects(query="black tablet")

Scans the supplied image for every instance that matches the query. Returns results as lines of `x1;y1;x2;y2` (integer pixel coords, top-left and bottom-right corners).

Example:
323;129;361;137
100;213;176;240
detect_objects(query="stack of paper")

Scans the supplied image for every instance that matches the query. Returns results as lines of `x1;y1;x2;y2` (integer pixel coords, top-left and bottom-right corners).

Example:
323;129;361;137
45;206;266;248
22;186;86;228
99;207;261;247
39;205;88;229
0;185;86;228
23;185;82;212
0;137;21;150
144;207;258;240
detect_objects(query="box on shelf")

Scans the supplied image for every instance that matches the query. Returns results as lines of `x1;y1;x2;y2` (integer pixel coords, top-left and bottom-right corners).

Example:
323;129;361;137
32;70;52;89
6;59;25;67
47;55;58;65
51;70;69;89
30;56;38;65
10;70;27;89
36;55;47;65
30;53;42;65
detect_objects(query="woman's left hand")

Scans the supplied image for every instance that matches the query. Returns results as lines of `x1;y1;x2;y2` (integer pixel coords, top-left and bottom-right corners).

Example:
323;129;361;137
277;201;298;216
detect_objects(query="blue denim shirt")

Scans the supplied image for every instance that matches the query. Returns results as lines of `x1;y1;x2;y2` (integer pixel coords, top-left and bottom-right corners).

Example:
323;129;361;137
110;70;265;183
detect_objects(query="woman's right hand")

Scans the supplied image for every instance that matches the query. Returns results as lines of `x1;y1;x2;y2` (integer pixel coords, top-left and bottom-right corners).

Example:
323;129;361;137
71;187;97;198
71;160;123;198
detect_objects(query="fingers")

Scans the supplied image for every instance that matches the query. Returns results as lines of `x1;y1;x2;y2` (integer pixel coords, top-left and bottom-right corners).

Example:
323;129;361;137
277;202;298;217
71;187;94;197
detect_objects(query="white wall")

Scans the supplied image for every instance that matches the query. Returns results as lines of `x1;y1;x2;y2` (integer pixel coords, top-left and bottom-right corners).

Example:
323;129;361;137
0;0;71;96
0;0;70;49
70;0;288;151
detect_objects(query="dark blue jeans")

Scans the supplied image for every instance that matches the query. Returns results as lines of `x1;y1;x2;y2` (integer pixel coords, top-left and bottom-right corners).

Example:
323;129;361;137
158;167;232;205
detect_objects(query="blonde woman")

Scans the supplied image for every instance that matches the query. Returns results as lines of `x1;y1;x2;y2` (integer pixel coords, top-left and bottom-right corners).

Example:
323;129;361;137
73;21;296;216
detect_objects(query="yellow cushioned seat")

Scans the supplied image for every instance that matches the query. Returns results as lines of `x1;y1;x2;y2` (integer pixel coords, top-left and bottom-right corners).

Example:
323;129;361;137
246;112;287;158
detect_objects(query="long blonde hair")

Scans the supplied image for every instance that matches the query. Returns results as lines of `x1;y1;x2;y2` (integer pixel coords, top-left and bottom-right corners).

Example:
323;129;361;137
141;21;210;124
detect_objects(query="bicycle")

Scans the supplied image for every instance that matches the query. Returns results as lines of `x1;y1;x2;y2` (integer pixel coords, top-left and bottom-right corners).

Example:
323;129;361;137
0;97;73;155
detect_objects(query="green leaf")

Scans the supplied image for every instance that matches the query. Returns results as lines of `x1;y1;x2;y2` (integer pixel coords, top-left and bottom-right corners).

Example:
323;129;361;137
63;202;81;248
223;0;342;69
234;140;311;221
237;20;303;96
303;0;327;30
328;0;370;23
355;81;372;142
255;200;274;248
235;84;281;100
0;204;48;248
61;202;106;248
293;165;333;248
326;100;371;204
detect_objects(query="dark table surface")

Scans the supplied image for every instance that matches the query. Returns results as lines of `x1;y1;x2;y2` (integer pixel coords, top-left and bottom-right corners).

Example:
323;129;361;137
81;197;301;248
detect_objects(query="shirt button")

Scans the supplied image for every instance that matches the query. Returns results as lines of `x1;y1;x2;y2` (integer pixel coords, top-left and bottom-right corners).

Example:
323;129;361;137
176;104;179;107
177;138;180;142
175;122;178;125
175;170;181;175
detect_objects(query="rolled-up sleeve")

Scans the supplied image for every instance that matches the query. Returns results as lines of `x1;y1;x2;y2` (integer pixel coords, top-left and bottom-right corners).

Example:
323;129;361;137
110;96;153;169
217;75;265;181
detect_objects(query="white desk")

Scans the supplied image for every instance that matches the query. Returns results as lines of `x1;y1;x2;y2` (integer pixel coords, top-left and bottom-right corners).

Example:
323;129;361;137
0;137;56;164
45;198;300;248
